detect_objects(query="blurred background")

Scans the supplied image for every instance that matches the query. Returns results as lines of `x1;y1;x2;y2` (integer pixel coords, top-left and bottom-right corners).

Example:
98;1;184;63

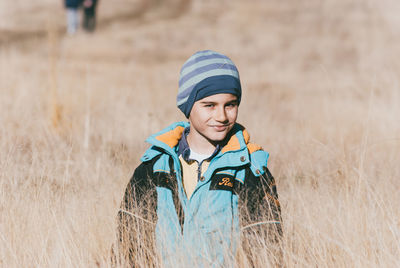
2;0;400;137
1;0;399;267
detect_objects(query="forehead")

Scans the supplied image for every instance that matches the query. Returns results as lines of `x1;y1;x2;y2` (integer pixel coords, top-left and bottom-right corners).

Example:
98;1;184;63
198;93;238;103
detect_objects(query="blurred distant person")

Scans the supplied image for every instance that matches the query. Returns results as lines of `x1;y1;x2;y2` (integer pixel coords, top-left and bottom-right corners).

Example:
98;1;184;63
64;0;82;35
83;0;98;32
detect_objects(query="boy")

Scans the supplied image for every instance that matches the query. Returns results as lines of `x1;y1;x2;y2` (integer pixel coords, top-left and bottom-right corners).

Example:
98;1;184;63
116;50;282;267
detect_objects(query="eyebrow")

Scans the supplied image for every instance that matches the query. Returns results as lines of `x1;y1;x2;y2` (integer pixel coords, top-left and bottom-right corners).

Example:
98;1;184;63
227;99;239;104
200;99;238;105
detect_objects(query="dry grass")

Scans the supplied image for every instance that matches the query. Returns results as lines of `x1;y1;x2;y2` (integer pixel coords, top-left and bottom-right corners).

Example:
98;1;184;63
1;0;400;267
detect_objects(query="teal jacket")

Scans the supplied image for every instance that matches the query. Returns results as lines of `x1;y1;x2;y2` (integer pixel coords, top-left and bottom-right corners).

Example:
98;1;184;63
117;122;281;267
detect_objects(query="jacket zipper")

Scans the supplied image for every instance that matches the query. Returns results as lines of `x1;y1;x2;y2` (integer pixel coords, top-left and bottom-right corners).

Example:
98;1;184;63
197;160;203;181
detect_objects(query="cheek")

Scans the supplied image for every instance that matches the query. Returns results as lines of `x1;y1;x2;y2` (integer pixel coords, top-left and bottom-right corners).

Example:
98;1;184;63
227;108;238;121
198;111;212;123
192;112;210;128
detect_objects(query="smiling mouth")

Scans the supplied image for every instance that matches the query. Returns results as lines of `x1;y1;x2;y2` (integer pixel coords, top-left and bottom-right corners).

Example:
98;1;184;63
211;125;230;131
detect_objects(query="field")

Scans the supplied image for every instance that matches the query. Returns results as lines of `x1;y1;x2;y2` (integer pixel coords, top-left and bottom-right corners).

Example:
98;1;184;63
1;0;400;267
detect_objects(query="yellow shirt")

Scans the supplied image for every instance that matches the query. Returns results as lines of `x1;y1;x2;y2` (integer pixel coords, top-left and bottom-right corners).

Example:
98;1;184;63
179;155;210;199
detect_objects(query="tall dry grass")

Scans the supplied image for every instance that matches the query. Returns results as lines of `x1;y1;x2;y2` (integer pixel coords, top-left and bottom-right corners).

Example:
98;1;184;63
1;0;400;267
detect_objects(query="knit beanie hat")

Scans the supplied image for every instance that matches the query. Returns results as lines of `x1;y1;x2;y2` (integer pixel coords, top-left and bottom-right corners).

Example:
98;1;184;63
177;50;242;118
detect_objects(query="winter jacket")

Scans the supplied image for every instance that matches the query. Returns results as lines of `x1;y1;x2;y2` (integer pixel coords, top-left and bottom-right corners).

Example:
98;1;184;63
116;122;282;267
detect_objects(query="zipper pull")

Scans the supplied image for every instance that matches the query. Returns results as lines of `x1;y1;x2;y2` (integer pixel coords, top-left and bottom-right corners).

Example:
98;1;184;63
197;162;202;181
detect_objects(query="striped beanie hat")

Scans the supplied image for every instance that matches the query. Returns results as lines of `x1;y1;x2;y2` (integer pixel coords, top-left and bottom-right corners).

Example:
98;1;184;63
177;50;242;118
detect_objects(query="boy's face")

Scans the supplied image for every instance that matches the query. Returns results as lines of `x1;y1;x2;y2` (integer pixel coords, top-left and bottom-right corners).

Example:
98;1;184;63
189;93;239;144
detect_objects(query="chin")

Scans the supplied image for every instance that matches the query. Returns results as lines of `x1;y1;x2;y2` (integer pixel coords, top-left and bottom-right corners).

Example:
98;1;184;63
208;132;229;142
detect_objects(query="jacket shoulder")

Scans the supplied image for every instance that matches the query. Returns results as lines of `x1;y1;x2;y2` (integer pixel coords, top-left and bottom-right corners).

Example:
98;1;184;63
246;142;263;154
124;155;162;202
247;145;269;176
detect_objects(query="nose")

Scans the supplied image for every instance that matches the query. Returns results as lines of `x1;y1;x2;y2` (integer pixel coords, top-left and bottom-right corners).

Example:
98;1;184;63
215;106;228;123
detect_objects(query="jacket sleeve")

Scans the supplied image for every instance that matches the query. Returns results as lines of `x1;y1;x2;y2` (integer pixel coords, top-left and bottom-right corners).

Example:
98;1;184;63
237;166;283;265
113;161;158;267
239;166;282;238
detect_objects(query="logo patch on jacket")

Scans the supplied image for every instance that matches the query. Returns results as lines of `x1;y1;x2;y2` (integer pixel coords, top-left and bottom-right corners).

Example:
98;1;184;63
210;174;235;192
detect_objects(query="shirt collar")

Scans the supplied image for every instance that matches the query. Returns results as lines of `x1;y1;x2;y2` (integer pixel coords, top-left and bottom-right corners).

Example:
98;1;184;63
178;126;221;163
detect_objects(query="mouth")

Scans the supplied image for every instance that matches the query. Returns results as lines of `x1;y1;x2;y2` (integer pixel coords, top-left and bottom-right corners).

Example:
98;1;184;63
210;124;230;132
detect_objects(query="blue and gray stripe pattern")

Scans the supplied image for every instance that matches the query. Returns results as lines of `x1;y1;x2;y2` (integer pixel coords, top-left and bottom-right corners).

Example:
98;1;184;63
177;50;242;118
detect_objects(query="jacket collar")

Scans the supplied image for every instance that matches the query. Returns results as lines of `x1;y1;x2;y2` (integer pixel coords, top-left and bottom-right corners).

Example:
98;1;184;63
142;121;258;161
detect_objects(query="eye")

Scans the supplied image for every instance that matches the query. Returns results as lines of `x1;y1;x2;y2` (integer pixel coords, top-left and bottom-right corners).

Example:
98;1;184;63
226;102;237;108
204;104;215;108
